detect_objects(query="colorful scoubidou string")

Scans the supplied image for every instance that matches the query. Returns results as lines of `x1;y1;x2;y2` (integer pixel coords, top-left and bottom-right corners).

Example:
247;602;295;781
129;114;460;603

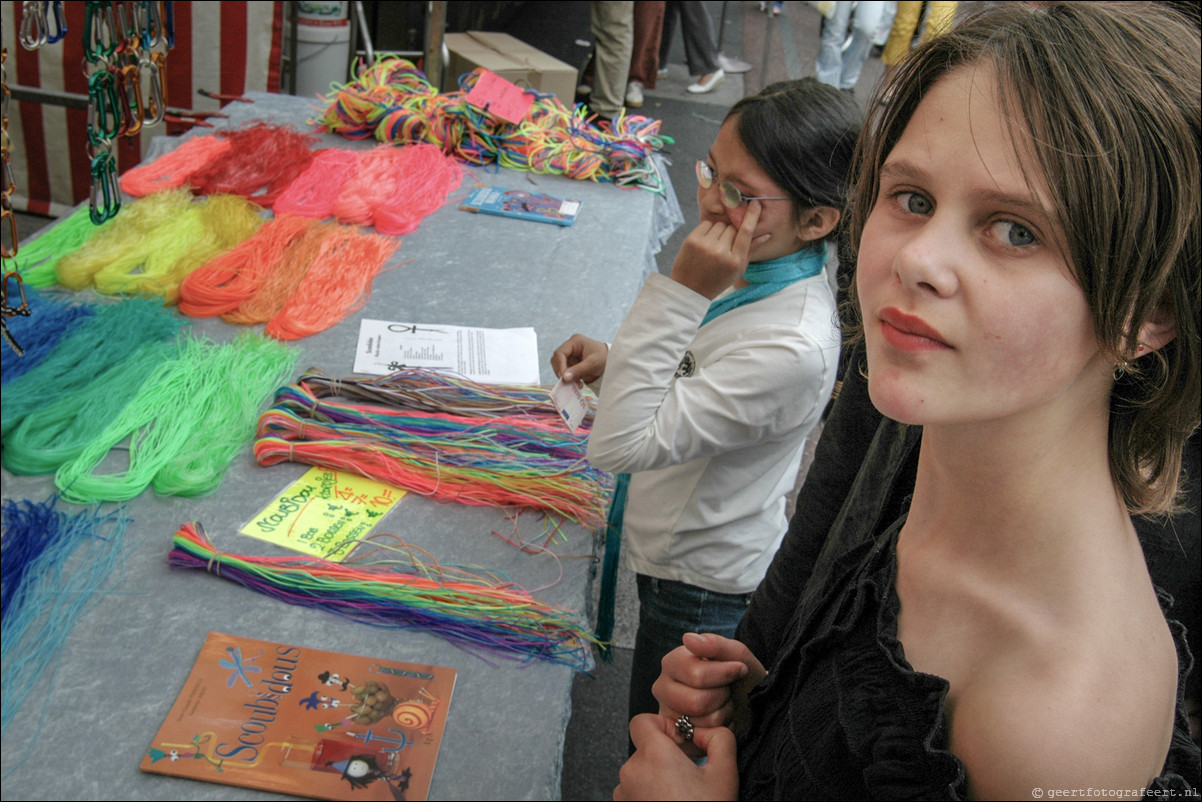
254;371;612;529
53;333;296;504
168;522;596;670
2;497;131;737
313;58;669;188
0;287;94;385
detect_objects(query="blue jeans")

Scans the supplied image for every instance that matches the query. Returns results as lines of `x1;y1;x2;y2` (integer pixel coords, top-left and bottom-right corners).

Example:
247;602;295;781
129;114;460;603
628;574;753;745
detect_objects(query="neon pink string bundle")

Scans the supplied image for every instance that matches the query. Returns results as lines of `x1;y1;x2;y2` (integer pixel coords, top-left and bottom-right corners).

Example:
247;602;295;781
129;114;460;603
264;226;399;340
271;147;362;218
373;143;464;236
119;135;233;197
178;214;320;318
330;144;405;227
222;221;330;325
188;122;318;206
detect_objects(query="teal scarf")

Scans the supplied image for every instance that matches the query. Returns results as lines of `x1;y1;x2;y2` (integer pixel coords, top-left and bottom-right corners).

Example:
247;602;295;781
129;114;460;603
595;243;828;658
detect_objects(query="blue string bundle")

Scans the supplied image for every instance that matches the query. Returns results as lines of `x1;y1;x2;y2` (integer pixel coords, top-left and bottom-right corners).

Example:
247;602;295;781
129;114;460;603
0;288;95;385
1;497;130;738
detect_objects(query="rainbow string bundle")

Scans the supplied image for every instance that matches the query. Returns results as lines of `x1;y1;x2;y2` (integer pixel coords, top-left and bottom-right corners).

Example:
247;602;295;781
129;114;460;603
254;371;612;529
314;58;667;185
2;497;131;736
168;522;596;669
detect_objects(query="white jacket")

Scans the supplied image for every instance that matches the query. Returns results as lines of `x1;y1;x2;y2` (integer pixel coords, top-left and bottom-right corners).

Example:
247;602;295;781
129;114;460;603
587;270;840;594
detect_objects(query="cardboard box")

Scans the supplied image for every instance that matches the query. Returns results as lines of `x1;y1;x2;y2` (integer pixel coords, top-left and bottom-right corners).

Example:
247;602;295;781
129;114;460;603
443;31;578;107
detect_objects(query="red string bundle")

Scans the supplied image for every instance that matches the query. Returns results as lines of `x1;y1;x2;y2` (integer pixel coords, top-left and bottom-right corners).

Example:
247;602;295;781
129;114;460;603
178;214;320;318
188;122;319;206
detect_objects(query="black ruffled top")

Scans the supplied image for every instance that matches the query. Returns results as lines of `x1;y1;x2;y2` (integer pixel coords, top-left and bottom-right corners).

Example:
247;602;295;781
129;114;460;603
736;515;1200;800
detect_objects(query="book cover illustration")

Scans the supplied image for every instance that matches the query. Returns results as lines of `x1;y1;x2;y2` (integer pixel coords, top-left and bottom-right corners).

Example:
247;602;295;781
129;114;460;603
458;187;581;226
141;631;456;800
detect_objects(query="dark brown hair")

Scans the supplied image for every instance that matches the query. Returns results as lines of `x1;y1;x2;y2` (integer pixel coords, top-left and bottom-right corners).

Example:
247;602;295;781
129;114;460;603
845;2;1200;514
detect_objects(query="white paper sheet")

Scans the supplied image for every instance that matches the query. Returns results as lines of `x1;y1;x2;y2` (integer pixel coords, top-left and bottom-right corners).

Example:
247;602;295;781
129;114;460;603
353;318;541;384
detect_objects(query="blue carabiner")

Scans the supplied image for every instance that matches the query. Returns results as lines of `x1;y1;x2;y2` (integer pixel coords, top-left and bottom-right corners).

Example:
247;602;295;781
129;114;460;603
46;1;67;44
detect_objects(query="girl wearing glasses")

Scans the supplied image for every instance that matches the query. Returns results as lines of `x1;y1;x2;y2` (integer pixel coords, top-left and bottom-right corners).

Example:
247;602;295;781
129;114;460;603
551;78;862;732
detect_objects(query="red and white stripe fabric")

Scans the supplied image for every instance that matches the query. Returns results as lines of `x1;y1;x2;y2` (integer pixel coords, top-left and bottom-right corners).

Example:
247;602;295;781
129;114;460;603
1;1;285;216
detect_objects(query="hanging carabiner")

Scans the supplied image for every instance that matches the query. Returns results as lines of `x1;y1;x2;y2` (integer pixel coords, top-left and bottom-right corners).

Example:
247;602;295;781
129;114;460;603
19;1;49;50
89;150;121;224
84;1;119;63
138;0;164;50
139;50;166;126
117;62;143;136
87;67;122;144
46;1;68;44
163;1;175;49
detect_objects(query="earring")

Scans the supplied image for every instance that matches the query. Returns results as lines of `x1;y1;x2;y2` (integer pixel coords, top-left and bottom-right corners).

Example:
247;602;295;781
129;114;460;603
1113;360;1131;381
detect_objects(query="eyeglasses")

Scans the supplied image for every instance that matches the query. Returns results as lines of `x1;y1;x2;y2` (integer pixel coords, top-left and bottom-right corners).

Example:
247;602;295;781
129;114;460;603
695;160;790;209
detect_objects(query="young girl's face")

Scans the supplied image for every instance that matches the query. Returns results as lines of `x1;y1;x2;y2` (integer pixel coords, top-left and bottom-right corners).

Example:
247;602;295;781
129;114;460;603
699;117;804;263
857;64;1110;430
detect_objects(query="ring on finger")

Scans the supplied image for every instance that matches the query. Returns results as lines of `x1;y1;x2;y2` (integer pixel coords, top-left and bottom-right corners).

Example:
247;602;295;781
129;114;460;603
675;714;694;742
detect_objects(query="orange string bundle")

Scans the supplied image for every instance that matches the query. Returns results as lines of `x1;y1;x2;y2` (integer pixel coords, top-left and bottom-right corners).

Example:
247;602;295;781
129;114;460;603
178;214;320;318
373;143;464;236
188;122;318;206
330;144;406;227
119;135;234;197
221;220;330;325
264;226;399;340
272;147;362;218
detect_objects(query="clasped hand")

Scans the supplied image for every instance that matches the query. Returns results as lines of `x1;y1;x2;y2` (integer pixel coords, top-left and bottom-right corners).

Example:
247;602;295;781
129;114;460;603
614;633;768;801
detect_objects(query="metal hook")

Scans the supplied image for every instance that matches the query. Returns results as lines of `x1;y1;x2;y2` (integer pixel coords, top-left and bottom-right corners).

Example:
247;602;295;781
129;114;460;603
140;51;166;126
87;67;122;143
89;151;121;224
20;1;49;50
46;1;68;44
117;62;143;136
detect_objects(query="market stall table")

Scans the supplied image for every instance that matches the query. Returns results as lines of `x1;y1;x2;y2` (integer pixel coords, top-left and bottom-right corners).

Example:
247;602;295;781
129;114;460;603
0;91;682;800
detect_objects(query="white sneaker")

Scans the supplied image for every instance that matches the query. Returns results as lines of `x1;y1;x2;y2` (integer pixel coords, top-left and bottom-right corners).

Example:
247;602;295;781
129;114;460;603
687;69;725;94
625;81;644;108
657;66;670;79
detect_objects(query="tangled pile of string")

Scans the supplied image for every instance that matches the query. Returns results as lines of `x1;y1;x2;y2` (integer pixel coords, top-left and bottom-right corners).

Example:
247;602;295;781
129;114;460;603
313;58;666;183
169;522;596;669
254;370;612;529
52;333;297;504
2;497;130;736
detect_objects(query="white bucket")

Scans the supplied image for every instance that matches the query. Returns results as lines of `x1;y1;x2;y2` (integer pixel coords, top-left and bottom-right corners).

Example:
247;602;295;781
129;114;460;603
294;2;351;98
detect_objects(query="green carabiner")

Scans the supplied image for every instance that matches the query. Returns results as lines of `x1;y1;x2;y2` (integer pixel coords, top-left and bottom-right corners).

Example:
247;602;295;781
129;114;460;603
87;68;121;143
89;151;121;224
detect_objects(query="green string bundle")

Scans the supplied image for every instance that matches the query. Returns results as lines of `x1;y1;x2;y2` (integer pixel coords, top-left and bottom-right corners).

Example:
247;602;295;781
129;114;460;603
54;333;297;504
2;341;177;475
9;206;110;288
0;297;187;439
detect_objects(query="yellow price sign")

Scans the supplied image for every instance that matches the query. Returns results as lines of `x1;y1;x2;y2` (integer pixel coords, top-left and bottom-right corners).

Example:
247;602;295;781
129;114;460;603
240;466;407;561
